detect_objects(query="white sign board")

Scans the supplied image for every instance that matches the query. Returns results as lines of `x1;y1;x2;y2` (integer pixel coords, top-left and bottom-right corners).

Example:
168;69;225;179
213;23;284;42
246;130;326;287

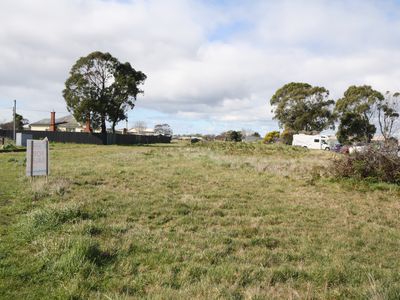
26;139;49;176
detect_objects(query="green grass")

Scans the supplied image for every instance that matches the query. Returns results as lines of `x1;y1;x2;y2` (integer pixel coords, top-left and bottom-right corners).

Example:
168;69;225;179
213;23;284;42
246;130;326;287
1;142;400;299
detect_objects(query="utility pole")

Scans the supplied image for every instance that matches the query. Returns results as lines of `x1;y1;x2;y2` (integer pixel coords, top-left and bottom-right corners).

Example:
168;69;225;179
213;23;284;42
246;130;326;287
13;99;16;141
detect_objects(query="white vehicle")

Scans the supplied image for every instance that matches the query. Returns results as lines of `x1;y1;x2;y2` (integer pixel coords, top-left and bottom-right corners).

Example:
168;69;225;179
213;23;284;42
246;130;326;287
292;134;330;150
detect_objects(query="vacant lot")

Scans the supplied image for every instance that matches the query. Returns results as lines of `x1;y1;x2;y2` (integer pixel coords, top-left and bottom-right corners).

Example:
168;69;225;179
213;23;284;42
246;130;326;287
1;142;399;299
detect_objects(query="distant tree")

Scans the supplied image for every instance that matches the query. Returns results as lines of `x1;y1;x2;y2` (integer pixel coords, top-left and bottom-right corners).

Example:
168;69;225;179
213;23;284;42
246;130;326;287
0;113;28;130
63;51;146;134
224;130;243;142
133;121;147;134
337;112;376;145
263;131;280;144
335;85;383;143
253;132;261;138
270;82;335;132
154;124;173;136
377;92;400;142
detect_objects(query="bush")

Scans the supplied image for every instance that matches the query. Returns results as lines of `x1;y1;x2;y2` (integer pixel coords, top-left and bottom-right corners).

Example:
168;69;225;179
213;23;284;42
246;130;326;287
280;129;294;145
263;131;280;144
332;146;400;184
0;143;17;151
224;130;243;142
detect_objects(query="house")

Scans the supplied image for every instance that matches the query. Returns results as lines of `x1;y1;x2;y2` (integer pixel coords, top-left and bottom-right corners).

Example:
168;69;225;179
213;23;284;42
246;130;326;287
128;128;156;135
29;114;85;132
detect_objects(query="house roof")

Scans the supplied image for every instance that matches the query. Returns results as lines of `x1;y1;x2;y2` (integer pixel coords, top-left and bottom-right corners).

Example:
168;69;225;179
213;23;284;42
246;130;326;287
30;115;81;128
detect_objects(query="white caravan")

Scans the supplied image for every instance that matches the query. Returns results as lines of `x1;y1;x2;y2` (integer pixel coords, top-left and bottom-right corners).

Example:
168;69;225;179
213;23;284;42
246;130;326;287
292;134;330;150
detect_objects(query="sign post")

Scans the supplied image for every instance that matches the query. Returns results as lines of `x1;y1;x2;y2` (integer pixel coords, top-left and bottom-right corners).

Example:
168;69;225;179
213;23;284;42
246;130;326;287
26;139;49;178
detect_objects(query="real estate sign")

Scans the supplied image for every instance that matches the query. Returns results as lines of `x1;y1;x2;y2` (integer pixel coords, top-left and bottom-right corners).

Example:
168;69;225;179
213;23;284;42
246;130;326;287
26;139;49;177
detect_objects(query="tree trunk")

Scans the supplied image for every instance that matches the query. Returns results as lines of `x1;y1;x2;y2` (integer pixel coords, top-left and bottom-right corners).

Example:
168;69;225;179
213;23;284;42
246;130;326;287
101;115;106;134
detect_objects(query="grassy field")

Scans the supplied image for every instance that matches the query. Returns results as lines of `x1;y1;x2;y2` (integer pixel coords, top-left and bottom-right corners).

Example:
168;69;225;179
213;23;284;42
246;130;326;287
1;142;400;299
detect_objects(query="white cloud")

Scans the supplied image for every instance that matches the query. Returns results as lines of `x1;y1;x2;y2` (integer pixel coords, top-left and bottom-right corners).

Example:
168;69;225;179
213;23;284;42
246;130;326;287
0;0;400;133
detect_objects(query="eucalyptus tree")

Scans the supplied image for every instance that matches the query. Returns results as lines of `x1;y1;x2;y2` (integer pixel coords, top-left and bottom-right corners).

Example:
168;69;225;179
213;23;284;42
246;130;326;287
154;124;173;136
335;85;383;143
63;51;146;133
377;92;400;142
270;82;335;133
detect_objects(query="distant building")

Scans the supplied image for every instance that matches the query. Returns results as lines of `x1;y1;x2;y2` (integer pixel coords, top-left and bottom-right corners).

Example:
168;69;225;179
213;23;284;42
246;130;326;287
128;128;156;135
29;115;85;132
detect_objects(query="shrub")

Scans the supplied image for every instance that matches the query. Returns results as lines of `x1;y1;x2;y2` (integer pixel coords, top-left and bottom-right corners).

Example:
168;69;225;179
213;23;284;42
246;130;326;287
280;128;294;145
263;131;280;144
224;130;243;142
1;143;17;151
332;146;400;184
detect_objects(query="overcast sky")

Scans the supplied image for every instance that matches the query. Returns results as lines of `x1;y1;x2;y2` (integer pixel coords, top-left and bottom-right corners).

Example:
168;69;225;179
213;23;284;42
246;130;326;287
1;0;400;134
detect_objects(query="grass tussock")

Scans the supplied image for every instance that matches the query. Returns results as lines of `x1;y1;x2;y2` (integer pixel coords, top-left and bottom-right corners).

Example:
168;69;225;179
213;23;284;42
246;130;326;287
19;203;91;240
30;177;71;200
1;142;400;299
52;237;114;276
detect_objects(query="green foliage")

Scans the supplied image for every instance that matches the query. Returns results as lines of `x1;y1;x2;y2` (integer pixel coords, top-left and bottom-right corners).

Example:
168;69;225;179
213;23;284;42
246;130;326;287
335;85;383;119
270;82;335;132
337;112;376;145
280;128;294;145
263;131;280;144
154;124;173;136
224;130;243;142
0;143;18;151
335;85;383;143
0;113;28;130
63;51;146;133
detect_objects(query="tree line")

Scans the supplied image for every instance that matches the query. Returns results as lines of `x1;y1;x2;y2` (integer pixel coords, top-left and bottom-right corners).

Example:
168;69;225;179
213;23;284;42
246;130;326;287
270;82;400;144
48;51;400;142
